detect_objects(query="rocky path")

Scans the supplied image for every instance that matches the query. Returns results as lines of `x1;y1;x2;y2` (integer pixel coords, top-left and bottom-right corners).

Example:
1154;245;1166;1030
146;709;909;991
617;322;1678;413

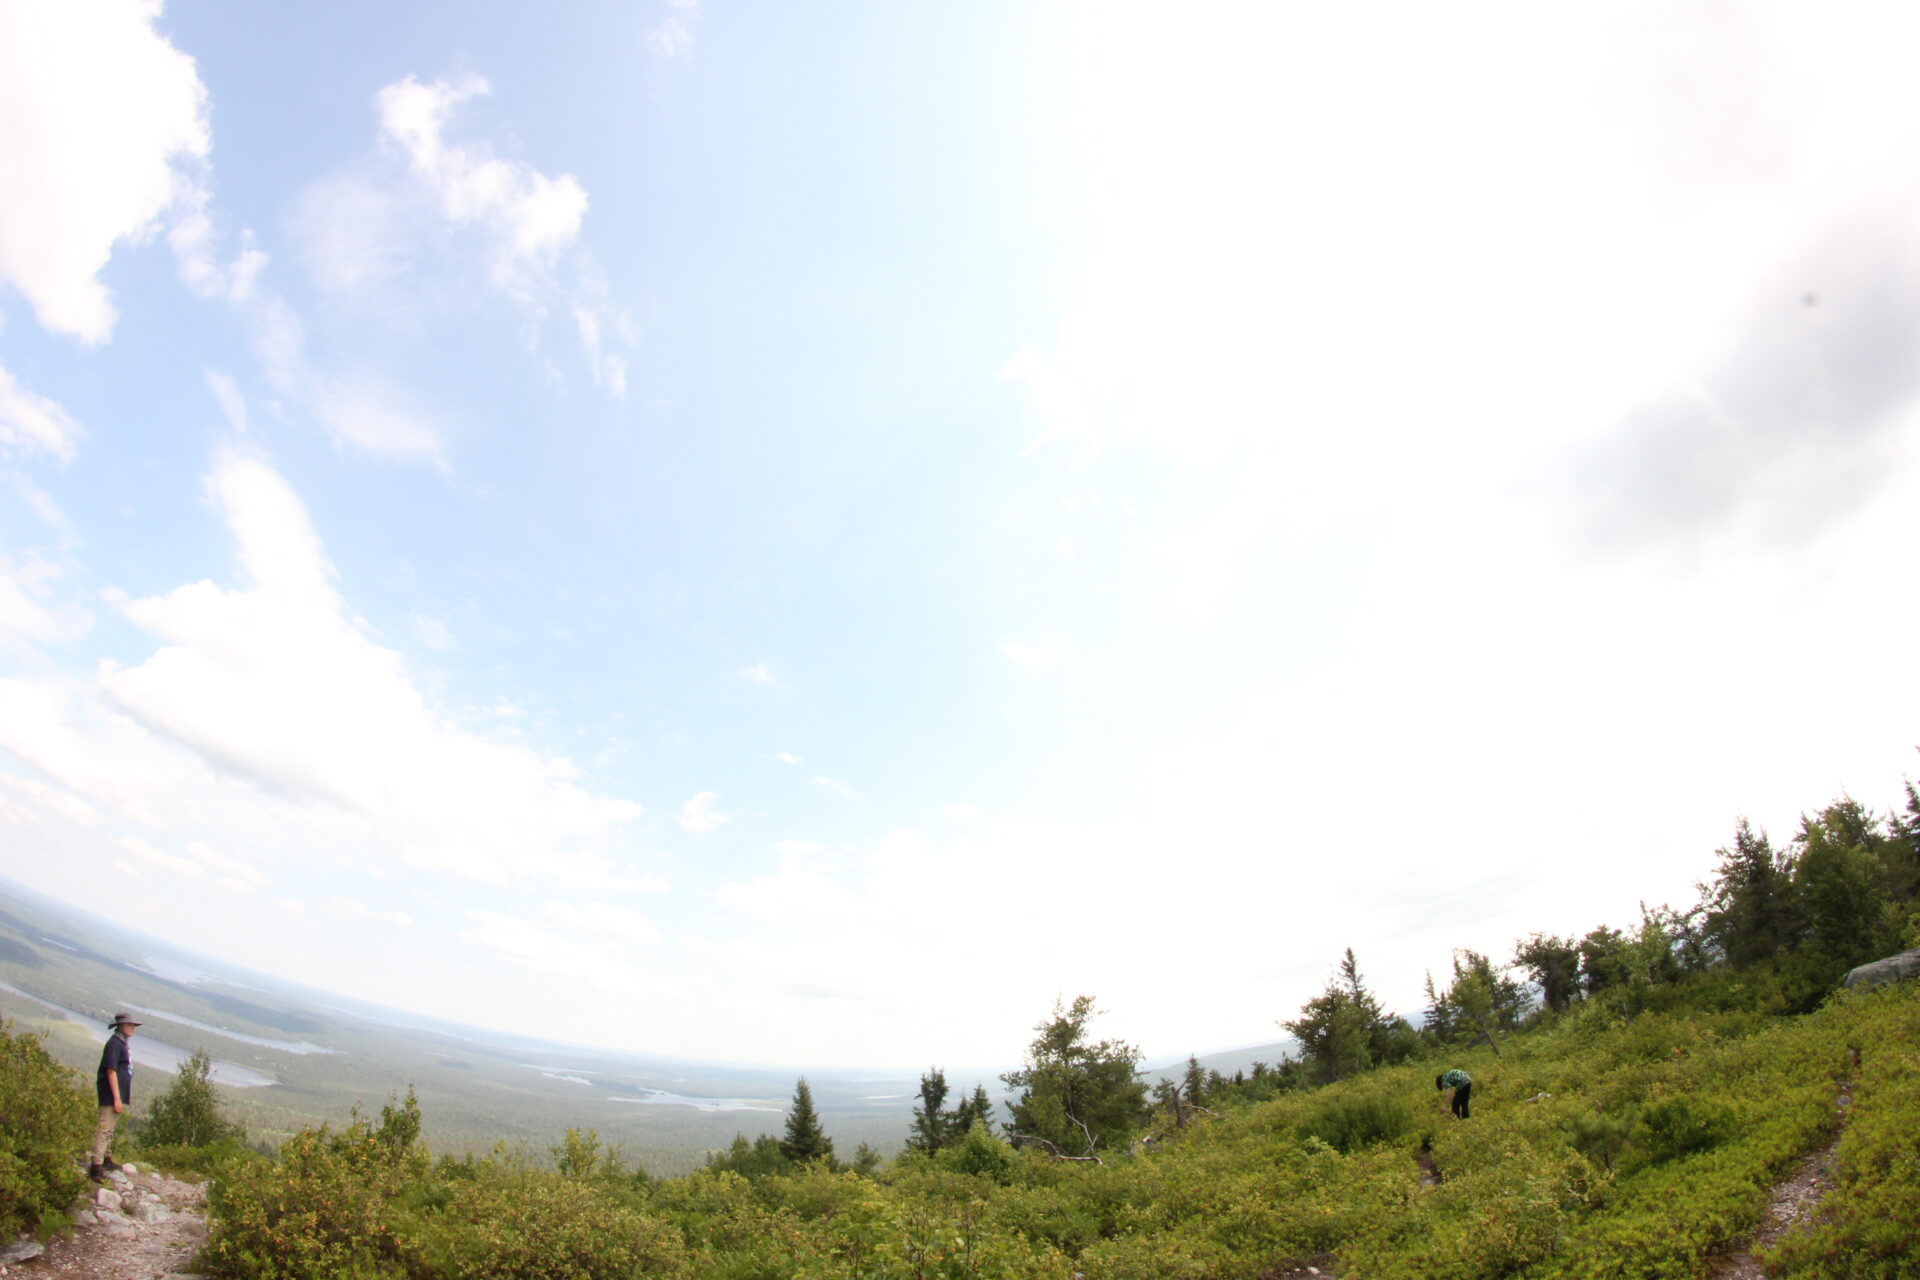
0;1165;209;1280
1707;1078;1855;1280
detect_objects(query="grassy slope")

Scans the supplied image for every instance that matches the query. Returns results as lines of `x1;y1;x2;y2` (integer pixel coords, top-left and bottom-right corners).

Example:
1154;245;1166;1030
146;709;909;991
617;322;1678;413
187;978;1918;1279
996;982;1914;1279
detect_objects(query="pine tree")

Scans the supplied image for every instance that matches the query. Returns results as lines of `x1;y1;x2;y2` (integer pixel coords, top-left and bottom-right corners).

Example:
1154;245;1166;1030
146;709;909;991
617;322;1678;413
1001;995;1148;1157
908;1067;952;1153
1514;933;1582;1013
951;1083;995;1136
779;1077;834;1165
1181;1055;1207;1107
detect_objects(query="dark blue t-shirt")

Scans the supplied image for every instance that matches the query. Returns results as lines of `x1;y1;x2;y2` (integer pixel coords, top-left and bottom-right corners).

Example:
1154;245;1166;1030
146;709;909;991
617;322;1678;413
96;1033;132;1107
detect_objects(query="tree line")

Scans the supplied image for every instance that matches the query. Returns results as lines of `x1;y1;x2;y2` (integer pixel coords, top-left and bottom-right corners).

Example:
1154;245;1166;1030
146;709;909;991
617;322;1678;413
720;766;1919;1172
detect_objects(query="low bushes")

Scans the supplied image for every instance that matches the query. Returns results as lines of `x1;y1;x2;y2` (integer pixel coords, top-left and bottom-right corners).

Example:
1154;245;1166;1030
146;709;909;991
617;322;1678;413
1766;987;1920;1279
0;1019;91;1240
191;982;1919;1280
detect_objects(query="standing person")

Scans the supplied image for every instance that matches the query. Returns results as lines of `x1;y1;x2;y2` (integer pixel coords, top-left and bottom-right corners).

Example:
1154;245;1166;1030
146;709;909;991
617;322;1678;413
90;1012;140;1180
1436;1068;1471;1120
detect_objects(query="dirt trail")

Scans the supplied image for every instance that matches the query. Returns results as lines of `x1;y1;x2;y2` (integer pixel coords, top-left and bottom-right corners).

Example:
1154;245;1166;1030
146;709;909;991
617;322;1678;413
1;1164;209;1280
1707;1079;1854;1280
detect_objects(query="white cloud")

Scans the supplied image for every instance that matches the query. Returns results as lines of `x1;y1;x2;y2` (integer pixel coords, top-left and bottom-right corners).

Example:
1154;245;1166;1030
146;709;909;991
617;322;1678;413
83;447;648;886
204;370;248;436
377;75;587;292
537;899;661;946
677;790;730;834
185;839;268;888
290;175;418;299
0;772;101;827
811;776;855;798
0;364;84;462
169;185;267;304
772;751;801;765
322;896;412;927
461;908;656;987
772;839;820;856
738;663;777;685
412;614;452;652
0;554;90;651
119;835;202;878
312;377;447;467
0;0;209;343
999;632;1065;672
645;17;694;58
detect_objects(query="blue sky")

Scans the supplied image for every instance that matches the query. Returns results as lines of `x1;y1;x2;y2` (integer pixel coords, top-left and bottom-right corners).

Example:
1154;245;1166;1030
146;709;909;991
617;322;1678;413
3;1;1919;1069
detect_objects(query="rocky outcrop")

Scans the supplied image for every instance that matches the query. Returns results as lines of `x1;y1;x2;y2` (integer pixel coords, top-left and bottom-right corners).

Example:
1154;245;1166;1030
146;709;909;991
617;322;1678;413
7;1162;209;1279
1842;949;1920;991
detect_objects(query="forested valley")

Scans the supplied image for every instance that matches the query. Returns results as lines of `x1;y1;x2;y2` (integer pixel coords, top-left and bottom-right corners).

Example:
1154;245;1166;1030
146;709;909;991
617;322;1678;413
6;768;1919;1279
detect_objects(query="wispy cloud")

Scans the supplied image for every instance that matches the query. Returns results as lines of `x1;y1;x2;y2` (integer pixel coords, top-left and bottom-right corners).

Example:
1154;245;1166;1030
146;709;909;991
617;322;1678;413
323;896;413;927
812;776;855;799
0;366;84;462
999;632;1066;672
369;74;635;392
47;447;652;887
677;790;730;834
646;0;702;59
739;663;778;685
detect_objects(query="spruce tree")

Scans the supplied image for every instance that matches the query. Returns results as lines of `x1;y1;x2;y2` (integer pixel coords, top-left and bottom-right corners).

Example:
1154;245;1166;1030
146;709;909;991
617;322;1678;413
952;1083;995;1135
779;1077;834;1165
908;1067;952;1153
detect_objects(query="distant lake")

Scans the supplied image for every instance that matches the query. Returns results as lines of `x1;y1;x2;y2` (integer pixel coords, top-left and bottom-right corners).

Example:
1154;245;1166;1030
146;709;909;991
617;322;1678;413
129;1005;336;1055
515;1064;781;1111
0;981;278;1088
610;1087;782;1113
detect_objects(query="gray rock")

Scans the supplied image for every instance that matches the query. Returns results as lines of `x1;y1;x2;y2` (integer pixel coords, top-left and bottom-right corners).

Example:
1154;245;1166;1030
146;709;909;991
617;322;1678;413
103;1222;139;1241
94;1188;123;1213
1843;949;1920;991
131;1200;171;1223
0;1241;45;1264
70;1208;99;1227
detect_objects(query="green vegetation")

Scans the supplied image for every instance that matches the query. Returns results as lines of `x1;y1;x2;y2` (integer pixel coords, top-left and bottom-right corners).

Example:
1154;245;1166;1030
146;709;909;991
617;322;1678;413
0;1019;91;1239
140;1048;250;1148
10;768;1920;1275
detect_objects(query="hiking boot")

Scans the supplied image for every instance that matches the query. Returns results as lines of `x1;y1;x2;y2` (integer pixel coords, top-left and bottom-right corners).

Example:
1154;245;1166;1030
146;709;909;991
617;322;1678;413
99;1158;122;1173
87;1162;105;1183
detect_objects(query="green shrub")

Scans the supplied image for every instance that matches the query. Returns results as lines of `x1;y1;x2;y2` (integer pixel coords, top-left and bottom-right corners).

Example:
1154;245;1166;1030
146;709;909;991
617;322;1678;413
1631;1095;1732;1167
1766;989;1920;1279
408;1167;686;1280
1296;1092;1413;1153
0;1020;92;1239
140;1049;247;1150
203;1093;427;1280
934;1121;1019;1184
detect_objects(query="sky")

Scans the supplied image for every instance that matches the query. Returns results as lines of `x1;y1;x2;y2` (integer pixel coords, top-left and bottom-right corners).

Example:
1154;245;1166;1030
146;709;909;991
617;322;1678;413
2;0;1919;1072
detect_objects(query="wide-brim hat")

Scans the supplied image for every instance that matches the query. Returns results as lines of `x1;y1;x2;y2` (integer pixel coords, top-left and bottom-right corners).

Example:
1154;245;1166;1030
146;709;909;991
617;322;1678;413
109;1012;142;1029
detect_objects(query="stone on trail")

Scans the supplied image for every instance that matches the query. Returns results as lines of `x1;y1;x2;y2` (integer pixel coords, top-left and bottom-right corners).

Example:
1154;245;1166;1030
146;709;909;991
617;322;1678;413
0;1241;46;1264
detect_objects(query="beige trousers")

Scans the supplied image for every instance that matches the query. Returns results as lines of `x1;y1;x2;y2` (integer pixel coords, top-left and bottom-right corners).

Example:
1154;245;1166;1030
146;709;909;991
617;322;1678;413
91;1105;120;1164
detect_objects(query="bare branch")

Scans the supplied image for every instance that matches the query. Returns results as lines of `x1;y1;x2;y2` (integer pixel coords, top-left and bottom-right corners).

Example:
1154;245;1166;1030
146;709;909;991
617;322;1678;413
1008;1133;1103;1164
